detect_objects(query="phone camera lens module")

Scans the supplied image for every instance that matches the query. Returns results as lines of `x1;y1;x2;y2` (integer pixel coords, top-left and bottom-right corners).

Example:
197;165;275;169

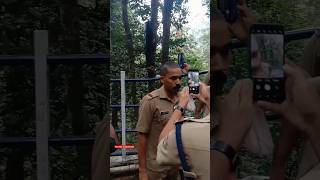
264;84;271;91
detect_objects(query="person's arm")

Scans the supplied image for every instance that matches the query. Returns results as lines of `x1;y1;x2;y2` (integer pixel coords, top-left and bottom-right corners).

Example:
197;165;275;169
158;110;184;143
228;0;257;42
158;83;210;143
110;124;120;144
181;63;190;74
158;88;189;143
305;114;320;159
212;79;254;180
258;64;320;160
136;96;154;180
138;133;148;179
269;122;300;180
191;82;210;110
211;150;233;180
195;101;205;119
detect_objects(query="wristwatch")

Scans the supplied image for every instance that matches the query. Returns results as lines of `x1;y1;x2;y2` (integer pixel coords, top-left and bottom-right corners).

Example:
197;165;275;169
174;105;185;114
211;140;236;168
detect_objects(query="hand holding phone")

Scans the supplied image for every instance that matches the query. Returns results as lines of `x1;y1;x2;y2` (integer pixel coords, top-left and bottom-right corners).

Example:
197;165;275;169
250;24;285;103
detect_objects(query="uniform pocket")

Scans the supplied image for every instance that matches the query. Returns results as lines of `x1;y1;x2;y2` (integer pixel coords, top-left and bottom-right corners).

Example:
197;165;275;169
159;111;170;124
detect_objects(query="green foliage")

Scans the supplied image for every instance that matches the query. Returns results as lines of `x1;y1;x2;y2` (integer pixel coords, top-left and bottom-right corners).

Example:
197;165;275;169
110;5;210;175
0;0;108;179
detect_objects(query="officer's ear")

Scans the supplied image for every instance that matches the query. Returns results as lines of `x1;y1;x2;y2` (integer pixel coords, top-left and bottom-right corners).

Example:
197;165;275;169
160;75;164;84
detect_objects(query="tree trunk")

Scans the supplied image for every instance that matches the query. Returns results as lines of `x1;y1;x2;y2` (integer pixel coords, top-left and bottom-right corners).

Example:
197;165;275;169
161;0;174;65
146;0;159;92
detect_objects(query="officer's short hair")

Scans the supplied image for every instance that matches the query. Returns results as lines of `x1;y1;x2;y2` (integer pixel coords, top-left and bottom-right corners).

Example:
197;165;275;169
160;61;180;76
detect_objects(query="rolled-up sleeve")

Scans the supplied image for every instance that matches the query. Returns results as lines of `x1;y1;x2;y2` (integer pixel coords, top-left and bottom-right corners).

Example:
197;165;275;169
156;130;180;165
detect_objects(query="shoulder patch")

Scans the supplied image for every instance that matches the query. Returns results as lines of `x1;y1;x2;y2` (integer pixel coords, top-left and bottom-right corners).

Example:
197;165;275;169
145;89;160;100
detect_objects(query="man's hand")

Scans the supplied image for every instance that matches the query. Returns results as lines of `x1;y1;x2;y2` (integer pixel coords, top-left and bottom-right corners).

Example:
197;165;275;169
138;133;149;180
212;79;254;180
228;0;257;41
218;79;254;151
258;64;320;132
191;82;210;109
181;63;190;74
178;87;190;108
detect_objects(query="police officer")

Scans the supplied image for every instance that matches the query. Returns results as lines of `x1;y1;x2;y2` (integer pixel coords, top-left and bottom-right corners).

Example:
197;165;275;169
136;61;188;180
156;82;210;180
91;116;108;180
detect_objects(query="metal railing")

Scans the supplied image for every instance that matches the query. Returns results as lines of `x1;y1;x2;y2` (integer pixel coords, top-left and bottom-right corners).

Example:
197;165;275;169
0;28;317;148
107;27;319;159
0;30;109;180
0;27;318;173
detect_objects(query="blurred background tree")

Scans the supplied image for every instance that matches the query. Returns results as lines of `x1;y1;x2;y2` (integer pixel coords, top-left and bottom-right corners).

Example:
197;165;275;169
0;0;108;179
110;0;209;149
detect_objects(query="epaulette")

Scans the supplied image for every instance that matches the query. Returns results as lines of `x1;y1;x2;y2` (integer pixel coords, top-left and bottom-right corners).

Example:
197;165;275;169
145;89;160;100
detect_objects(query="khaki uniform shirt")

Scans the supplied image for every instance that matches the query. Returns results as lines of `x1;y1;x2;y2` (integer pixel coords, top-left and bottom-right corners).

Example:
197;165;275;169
91;118;107;180
136;86;178;173
156;115;210;180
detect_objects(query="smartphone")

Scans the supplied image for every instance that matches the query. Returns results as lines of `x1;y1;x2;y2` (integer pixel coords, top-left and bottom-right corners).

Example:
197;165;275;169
188;70;200;94
178;53;185;69
250;24;285;103
218;0;238;23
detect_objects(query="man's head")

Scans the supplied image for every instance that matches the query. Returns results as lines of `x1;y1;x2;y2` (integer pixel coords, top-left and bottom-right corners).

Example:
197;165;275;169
160;62;183;96
211;10;232;95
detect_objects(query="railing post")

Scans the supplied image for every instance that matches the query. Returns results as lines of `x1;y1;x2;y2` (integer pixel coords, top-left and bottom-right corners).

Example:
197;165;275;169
34;30;50;180
120;71;126;159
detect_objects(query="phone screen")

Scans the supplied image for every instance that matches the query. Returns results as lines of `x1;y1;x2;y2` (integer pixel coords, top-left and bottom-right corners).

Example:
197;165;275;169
188;71;200;94
188;71;199;87
251;32;284;79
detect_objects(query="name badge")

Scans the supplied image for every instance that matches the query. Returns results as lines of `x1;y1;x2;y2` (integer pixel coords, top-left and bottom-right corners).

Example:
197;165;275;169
160;111;169;115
